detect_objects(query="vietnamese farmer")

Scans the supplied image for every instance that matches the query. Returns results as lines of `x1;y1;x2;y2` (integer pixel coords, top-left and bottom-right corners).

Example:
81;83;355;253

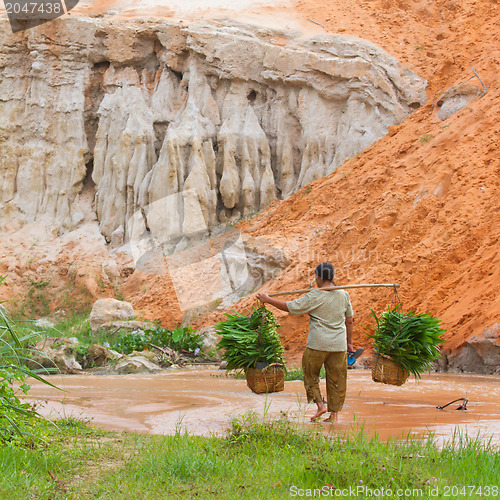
257;262;353;423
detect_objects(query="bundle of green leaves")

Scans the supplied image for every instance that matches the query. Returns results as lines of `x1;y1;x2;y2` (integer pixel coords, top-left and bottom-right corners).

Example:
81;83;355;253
216;305;284;371
366;304;445;378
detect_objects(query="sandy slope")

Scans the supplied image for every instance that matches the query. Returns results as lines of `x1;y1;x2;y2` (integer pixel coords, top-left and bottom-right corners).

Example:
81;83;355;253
1;0;498;363
131;0;500;362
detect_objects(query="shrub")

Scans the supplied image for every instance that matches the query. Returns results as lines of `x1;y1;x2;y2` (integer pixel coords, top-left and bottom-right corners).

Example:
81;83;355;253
0;276;57;445
111;327;203;355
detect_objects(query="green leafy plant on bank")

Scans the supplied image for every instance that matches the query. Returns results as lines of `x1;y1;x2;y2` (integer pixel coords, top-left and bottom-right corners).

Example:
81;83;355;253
0;276;57;446
111;327;203;355
216;305;284;370
366;304;445;378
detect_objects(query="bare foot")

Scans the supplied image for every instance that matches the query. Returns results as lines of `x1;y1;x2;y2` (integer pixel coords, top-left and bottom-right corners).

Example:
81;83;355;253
323;412;338;423
310;404;327;422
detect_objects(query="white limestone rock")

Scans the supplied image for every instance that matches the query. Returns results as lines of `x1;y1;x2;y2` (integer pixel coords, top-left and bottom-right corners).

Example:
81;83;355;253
89;298;136;331
0;17;427;242
436;84;483;121
114;355;161;374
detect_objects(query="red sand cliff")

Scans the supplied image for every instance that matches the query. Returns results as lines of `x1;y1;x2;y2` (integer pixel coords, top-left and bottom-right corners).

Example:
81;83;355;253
1;0;498;366
130;0;500;364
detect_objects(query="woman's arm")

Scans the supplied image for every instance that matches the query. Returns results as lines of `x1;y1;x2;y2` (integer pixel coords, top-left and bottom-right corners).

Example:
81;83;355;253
256;293;289;312
345;316;354;351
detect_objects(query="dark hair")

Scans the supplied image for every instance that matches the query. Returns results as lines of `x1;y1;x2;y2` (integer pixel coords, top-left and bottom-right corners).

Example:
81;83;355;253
315;262;335;282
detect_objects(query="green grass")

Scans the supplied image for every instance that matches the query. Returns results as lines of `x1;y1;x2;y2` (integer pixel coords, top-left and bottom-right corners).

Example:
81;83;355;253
2;414;498;499
284;366;326;381
10;314;112;350
419;134;433;143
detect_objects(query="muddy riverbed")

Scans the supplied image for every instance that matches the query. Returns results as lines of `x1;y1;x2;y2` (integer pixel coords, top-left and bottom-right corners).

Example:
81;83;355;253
26;369;500;445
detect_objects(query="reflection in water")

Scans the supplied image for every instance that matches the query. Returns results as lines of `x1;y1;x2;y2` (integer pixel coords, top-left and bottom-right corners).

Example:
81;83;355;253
26;368;500;445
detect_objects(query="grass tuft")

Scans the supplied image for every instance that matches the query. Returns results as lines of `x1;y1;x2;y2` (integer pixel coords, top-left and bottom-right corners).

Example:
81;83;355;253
2;412;498;499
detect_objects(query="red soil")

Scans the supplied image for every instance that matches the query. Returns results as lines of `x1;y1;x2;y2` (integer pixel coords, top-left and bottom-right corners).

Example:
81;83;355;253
131;0;500;363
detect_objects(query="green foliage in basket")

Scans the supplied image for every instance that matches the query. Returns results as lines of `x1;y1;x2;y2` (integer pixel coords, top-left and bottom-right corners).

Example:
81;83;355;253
216;305;284;371
366;304;445;378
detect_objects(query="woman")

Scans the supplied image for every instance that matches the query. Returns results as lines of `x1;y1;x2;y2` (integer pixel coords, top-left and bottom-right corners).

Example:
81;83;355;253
257;262;353;422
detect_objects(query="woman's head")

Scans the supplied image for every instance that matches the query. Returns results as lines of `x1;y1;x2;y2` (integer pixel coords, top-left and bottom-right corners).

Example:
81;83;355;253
315;262;335;283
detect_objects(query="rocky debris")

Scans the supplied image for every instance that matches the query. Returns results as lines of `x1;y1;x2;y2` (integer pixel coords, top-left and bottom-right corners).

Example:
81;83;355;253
84;344;121;368
436;84;483;121
27;332;218;375
0;17;426;243
443;324;500;375
95;320;155;334
29;337;83;374
89;298;136;331
101;346;208;374
146;344;184;366
34;318;56;329
197;326;222;356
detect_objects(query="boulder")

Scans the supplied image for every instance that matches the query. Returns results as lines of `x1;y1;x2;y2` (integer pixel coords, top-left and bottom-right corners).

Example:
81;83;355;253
128;350;159;362
436;84;483;121
85;344;120;368
113;354;161;374
446;324;500;374
89;298;135;331
29;337;83;374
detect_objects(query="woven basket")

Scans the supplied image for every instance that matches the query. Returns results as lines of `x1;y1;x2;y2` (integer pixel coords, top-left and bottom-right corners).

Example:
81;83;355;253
371;354;410;386
246;363;285;394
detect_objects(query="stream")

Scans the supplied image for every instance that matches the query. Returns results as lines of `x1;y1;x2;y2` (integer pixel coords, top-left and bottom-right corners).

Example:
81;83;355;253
26;368;500;446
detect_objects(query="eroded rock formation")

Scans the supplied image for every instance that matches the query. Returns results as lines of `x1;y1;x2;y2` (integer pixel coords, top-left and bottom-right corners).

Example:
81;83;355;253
0;17;426;247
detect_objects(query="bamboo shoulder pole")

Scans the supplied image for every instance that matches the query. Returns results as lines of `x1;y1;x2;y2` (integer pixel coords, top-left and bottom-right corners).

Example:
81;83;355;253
268;283;400;297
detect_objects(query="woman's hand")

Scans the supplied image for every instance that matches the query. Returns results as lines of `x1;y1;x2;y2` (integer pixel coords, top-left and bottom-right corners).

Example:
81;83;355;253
256;293;289;312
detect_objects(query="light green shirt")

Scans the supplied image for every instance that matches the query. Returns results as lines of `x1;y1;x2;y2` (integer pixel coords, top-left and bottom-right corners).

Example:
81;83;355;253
286;289;353;352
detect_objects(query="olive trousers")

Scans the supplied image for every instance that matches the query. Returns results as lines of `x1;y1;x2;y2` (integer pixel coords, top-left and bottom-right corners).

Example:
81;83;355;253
302;347;347;413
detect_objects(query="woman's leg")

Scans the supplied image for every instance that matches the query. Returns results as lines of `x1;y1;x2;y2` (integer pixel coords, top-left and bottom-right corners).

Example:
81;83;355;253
323;351;347;422
302;347;328;421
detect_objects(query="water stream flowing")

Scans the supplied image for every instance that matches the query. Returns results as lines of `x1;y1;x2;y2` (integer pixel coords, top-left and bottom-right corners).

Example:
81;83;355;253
26;368;500;446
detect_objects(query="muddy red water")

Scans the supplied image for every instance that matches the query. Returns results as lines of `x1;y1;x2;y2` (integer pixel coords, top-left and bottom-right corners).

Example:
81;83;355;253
26;369;500;446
